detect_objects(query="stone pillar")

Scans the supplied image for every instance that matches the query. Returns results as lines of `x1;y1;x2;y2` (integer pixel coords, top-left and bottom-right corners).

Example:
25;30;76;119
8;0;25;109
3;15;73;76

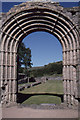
9;80;11;102
63;51;67;105
67;51;70;65
73;50;77;65
63;65;67;104
70;50;73;65
66;66;71;105
8;52;12;103
78;64;80;99
12;52;17;102
77;49;80;99
71;80;74;105
5;51;8;103
73;65;78;106
66;50;70;105
70;66;74;105
69;50;74;105
0;51;4;104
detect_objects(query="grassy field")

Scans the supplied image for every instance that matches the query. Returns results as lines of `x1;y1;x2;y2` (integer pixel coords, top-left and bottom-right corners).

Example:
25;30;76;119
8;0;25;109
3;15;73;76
19;80;63;105
20;80;63;94
22;95;61;105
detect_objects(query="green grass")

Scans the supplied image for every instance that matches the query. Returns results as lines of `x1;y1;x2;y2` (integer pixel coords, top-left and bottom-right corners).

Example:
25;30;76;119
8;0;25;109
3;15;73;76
20;80;63;94
19;80;63;105
22;95;61;105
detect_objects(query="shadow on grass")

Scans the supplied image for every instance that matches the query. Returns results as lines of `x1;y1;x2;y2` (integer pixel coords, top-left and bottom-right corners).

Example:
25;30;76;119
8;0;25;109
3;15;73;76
17;93;64;104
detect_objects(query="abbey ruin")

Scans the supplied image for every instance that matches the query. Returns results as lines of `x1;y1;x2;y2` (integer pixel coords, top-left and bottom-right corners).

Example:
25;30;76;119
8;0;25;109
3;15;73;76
0;1;80;107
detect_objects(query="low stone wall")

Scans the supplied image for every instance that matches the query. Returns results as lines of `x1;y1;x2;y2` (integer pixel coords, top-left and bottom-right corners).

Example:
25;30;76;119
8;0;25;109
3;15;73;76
18;77;36;84
18;77;28;84
47;76;63;81
18;76;63;91
18;81;41;91
35;76;63;82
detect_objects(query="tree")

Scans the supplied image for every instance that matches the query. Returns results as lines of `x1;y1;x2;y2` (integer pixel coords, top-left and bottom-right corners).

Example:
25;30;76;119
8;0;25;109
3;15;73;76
18;42;32;75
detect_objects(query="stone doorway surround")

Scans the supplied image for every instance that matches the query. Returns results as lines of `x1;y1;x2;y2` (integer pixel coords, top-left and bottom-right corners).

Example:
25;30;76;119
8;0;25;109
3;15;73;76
0;0;80;107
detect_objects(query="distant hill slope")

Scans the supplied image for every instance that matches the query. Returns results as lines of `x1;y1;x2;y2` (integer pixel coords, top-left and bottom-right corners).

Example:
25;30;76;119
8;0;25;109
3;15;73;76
29;61;62;77
28;66;44;71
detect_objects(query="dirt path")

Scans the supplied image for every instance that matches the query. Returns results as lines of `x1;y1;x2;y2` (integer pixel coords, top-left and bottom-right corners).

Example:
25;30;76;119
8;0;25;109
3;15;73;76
2;106;78;118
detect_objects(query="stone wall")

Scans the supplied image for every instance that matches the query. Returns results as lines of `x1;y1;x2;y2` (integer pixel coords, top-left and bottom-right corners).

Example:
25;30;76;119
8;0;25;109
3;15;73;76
0;1;80;107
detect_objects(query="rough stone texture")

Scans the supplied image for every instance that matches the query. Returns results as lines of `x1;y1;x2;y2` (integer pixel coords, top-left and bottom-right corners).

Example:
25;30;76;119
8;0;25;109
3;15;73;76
0;1;80;107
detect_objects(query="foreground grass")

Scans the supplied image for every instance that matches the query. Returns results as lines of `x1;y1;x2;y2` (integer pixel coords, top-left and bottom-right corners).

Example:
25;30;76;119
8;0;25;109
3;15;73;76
20;80;63;94
19;80;63;105
22;95;61;105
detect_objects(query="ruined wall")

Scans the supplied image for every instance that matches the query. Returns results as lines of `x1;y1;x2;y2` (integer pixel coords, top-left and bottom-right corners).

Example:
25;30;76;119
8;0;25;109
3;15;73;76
0;1;80;106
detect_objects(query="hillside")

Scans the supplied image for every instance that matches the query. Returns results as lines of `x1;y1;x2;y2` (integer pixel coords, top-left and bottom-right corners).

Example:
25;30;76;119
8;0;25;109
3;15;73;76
29;61;62;77
28;66;44;71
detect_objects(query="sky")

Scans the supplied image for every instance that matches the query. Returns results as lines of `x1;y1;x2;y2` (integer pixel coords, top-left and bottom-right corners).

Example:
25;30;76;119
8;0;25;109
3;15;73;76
1;0;80;2
2;2;79;67
2;2;79;12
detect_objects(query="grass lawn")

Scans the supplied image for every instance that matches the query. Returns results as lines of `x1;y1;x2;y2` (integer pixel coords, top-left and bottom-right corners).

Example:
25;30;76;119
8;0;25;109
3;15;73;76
19;80;63;105
22;95;61;105
20;80;63;94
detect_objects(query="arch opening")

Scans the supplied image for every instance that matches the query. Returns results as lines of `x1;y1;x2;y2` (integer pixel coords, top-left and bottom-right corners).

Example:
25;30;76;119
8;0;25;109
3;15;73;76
17;31;63;105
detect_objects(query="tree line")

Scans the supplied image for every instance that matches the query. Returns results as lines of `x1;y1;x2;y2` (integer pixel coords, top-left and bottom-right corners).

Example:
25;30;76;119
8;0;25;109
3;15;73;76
29;61;62;77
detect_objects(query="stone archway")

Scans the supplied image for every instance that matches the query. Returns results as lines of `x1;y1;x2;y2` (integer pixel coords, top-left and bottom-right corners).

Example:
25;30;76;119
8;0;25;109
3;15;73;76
0;1;80;107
